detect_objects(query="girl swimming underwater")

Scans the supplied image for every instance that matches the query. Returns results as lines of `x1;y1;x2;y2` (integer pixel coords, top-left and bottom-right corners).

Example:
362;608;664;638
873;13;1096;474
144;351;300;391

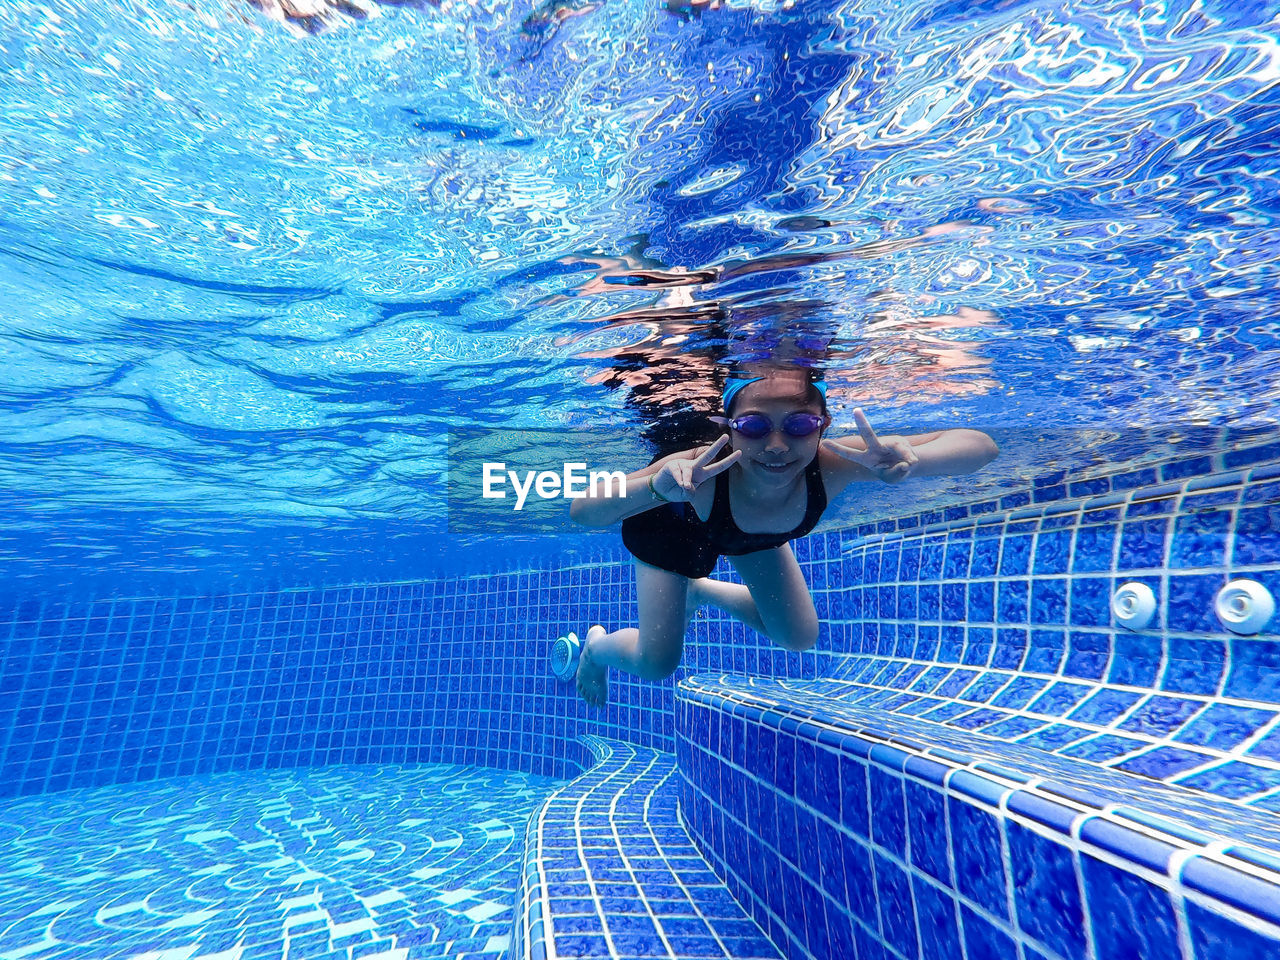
566;367;999;707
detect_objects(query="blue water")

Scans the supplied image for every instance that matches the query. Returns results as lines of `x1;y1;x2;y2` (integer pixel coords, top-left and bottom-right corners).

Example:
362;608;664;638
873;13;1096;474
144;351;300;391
0;1;1277;593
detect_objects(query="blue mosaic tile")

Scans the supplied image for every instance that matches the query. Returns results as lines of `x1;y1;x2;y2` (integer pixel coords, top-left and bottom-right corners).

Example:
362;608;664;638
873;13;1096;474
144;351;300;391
1117;695;1204;737
1118;517;1169;568
958;671;1008;704
1063;629;1111;679
1178;704;1277;750
1034;530;1072;575
1245;476;1280;502
944;536;974;578
1072;525;1116;573
1224;639;1280;703
1236;510;1280;572
981;715;1046;739
939;624;965;662
1168;573;1228;633
7;437;1280;960
1176;761;1280;800
921;701;974;723
991;676;1049;710
1023;627;1066;671
1233;444;1280;470
1068;689;1142;725
1078;817;1176;873
942;581;967;622
867;768;907;857
960;904;1018;960
1082;853;1181;960
1171;508;1234;569
518;738;780;960
1029;580;1068;628
967;580;996;623
999;534;1032;576
1069;576;1112;628
1017;724;1092;751
1006;820;1087;959
936;668;980;699
952;707;1007;731
1027;681;1091;717
1127;491;1179;517
1161;638;1227;695
991;627;1029;668
1107;633;1163;687
914;881;963;958
1114;746;1215;779
1060;734;1146;763
1247;728;1280;762
1007;791;1079;834
872;853;919;960
962;626;994;666
948;799;1010;919
905;781;951;884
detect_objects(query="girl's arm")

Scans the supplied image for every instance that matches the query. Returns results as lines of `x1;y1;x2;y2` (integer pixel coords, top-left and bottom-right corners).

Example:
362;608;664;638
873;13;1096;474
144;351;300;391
568;445;707;528
827;428;999;480
825;410;998;485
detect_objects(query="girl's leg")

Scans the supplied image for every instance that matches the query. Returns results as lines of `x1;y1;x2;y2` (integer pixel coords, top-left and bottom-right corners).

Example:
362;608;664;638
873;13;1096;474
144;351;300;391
576;559;691;707
719;544;819;650
686;576;770;636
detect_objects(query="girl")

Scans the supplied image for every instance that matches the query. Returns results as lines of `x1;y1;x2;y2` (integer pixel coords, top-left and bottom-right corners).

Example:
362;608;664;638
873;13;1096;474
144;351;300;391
565;367;999;707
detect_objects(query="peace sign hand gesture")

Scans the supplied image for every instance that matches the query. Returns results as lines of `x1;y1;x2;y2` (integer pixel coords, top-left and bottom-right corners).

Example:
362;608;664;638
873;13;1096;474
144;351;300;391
651;435;742;503
829;408;919;484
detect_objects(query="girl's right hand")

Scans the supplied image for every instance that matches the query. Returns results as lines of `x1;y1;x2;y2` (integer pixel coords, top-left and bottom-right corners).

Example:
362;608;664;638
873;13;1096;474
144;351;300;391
651;435;741;502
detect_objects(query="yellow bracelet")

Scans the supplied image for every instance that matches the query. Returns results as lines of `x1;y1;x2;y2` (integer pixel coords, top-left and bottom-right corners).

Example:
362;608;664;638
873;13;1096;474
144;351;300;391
648;473;671;502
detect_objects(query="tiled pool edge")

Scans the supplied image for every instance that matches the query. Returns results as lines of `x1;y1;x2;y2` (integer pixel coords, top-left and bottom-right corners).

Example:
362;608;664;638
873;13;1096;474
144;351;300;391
512;735;781;960
677;678;1280;960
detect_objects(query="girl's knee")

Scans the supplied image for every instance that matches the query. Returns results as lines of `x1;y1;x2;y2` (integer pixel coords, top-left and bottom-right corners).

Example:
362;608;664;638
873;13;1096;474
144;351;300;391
636;631;683;679
771;619;819;652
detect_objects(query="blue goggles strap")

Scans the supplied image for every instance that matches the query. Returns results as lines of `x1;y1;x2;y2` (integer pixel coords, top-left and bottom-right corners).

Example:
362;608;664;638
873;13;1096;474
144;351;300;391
722;375;827;412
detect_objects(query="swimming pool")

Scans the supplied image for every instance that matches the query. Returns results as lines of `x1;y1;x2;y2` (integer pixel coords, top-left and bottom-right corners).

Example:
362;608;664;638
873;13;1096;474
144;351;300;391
2;0;1279;958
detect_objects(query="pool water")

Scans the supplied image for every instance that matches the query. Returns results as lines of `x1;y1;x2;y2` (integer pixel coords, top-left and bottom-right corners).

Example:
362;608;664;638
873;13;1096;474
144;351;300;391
0;764;563;960
2;0;1279;957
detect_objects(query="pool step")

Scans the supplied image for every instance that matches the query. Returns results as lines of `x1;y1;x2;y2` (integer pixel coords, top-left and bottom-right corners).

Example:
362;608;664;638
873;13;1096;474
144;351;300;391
677;672;1280;960
511;735;781;960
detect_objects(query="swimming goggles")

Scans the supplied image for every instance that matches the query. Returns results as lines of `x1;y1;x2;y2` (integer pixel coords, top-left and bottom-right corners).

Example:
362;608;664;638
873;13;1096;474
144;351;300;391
709;412;829;439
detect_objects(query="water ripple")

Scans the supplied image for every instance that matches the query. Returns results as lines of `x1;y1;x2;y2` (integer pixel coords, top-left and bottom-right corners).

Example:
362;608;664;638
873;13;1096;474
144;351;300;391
0;0;1276;588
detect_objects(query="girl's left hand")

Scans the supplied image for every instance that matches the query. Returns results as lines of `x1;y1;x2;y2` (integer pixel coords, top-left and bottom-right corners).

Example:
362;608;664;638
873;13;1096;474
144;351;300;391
828;409;919;484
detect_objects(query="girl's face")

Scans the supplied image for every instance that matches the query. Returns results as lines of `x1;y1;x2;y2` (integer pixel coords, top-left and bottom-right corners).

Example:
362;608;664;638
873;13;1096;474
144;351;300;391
727;377;827;483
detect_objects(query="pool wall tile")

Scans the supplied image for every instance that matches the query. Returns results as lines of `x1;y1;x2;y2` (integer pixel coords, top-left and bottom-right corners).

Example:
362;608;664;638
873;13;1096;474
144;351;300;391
4;429;1280;960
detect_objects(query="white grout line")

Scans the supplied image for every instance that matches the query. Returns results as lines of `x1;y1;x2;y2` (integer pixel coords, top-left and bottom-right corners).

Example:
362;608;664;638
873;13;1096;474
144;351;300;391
598;743;679;960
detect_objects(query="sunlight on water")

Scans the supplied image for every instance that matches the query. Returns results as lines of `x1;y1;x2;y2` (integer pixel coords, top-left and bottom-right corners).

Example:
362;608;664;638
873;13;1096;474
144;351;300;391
0;0;1277;594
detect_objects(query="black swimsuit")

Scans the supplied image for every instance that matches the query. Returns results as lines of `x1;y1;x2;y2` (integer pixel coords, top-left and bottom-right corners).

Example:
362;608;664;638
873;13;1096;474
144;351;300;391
621;457;828;579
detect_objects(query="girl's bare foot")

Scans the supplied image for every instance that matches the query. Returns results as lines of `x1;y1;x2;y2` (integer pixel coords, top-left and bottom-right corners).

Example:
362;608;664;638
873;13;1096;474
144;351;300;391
575;625;608;707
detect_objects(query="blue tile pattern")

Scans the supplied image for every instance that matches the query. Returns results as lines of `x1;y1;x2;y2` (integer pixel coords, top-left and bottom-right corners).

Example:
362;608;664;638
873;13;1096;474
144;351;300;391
512;736;779;960
0;763;561;959
678;674;1280;960
0;571;816;800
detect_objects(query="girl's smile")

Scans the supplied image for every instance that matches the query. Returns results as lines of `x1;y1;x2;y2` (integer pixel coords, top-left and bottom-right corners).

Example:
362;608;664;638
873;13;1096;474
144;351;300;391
725;377;827;489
